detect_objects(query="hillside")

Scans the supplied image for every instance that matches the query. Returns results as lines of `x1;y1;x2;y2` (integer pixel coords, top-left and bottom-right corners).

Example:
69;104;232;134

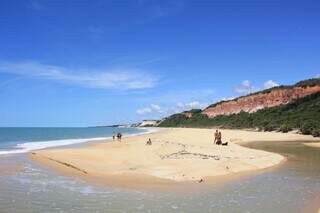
159;79;320;137
203;79;320;118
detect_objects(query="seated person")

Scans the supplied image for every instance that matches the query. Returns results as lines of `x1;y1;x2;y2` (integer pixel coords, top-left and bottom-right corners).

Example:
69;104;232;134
146;138;152;145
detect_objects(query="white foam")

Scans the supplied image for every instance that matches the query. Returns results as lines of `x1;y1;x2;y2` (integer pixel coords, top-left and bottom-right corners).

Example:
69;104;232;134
0;137;109;155
0;127;159;156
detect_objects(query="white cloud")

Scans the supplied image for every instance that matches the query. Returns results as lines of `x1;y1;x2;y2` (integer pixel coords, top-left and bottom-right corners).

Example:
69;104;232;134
235;79;280;95
264;80;279;89
166;101;208;115
136;103;163;115
234;80;256;95
176;102;184;108
150;104;161;111
185;101;202;109
136;101;208;116
136;107;153;115
242;80;250;87
316;74;320;78
0;61;157;90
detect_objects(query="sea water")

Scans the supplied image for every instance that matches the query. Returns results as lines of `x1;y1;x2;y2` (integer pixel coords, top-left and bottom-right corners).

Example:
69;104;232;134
0;127;148;155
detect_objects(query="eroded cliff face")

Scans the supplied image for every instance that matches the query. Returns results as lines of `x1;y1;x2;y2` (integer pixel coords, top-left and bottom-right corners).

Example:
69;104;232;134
203;85;320;118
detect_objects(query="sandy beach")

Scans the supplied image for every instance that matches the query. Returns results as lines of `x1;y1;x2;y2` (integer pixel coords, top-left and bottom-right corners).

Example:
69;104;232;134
30;128;318;188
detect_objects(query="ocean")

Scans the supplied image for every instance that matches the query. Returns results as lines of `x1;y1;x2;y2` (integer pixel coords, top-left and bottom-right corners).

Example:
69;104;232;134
0;127;148;155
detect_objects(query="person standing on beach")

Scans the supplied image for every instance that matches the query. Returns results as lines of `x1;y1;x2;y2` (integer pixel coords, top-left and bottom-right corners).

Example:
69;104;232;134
217;131;222;145
117;133;122;141
214;130;219;144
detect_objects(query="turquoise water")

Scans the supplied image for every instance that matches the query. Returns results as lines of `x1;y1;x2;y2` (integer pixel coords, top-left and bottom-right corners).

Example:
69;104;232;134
0;127;147;155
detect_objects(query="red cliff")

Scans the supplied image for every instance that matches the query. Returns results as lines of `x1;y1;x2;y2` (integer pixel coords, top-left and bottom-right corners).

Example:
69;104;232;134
203;85;320;118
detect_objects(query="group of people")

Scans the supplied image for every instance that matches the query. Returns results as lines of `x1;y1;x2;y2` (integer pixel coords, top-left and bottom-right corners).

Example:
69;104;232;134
113;132;122;141
112;132;152;145
214;129;228;145
112;130;226;146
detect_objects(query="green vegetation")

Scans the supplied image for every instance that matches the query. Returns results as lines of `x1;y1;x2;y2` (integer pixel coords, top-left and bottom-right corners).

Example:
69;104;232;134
186;109;202;114
159;92;320;137
294;78;320;88
279;123;292;133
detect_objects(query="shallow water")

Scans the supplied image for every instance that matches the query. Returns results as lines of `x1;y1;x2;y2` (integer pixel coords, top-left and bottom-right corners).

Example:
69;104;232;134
0;140;320;213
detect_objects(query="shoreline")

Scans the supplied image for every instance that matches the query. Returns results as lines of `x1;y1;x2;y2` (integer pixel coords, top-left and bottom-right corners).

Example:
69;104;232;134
30;128;318;190
0;127;154;156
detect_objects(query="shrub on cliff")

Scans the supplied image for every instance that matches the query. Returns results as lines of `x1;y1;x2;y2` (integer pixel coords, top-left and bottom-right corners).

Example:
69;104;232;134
264;124;277;132
280;124;292;133
159;113;188;127
311;129;320;137
300;122;317;135
187;109;202;114
295;78;320;88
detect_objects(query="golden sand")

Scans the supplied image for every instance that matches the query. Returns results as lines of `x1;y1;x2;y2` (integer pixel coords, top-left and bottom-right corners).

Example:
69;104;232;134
30;128;318;188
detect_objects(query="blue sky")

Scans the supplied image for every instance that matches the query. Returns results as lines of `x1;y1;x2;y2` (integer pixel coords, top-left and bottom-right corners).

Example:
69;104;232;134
0;0;319;127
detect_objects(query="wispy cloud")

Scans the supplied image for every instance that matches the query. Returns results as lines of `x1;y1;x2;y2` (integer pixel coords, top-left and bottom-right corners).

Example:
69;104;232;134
136;103;163;115
136;101;208;117
136;107;153;115
0;61;158;90
138;0;185;19
316;74;320;78
234;80;256;95
263;80;279;89
28;0;45;10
